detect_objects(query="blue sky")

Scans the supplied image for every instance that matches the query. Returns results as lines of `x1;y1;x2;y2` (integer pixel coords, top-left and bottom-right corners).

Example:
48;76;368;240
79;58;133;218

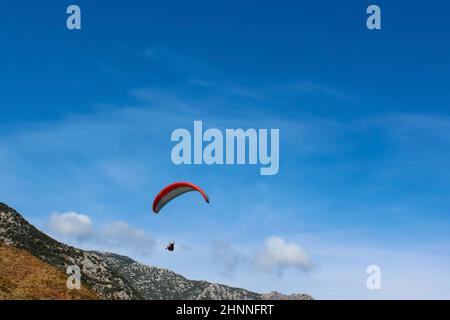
1;1;450;299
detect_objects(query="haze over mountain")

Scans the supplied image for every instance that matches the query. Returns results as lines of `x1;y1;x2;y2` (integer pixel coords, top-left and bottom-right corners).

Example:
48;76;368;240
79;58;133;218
0;203;312;300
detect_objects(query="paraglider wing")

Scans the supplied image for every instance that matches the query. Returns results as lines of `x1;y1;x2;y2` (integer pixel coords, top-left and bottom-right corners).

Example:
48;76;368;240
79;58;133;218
152;182;209;213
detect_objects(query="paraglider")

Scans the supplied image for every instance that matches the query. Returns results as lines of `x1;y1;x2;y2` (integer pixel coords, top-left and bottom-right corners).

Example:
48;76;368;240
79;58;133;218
152;181;209;214
166;241;175;251
153;182;209;253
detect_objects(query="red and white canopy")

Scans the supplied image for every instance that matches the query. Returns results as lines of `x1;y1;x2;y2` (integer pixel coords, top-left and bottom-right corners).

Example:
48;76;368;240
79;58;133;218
152;182;210;213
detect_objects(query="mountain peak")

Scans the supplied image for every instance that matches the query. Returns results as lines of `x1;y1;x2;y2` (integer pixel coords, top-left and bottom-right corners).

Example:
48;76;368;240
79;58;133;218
0;202;38;247
0;202;25;224
0;202;14;212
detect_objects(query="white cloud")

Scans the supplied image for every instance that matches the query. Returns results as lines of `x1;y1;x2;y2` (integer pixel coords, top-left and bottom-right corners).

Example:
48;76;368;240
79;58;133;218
255;236;312;274
48;211;156;259
46;209;156;260
49;211;92;237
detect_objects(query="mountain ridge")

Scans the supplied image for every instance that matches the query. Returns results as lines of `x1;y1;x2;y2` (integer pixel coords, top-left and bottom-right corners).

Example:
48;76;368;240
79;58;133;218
0;202;313;300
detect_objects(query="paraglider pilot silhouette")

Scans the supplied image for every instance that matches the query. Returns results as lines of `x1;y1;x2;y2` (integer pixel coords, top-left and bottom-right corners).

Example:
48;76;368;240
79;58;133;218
153;182;209;252
166;241;175;251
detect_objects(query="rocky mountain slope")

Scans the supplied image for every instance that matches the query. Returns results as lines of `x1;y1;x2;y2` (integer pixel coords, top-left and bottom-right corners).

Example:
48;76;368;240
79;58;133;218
0;245;98;299
0;203;139;299
99;252;312;300
0;202;313;300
